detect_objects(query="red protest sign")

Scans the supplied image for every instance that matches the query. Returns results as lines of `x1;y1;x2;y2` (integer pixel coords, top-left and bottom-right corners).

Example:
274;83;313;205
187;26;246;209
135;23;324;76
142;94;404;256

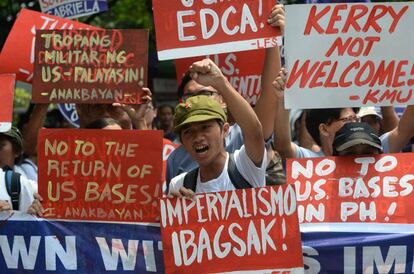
0;74;15;132
287;153;414;224
160;185;303;273
153;0;281;60
0;9;95;83
175;50;265;105
32;29;148;104
38;129;163;222
162;138;179;184
284;3;414;109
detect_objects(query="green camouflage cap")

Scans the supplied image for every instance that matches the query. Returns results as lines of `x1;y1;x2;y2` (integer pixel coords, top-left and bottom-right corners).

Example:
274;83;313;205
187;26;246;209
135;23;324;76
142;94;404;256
1;126;23;150
174;95;227;135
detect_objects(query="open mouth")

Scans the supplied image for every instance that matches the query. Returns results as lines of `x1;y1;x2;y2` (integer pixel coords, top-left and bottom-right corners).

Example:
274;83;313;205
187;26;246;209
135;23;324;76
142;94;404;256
194;144;209;154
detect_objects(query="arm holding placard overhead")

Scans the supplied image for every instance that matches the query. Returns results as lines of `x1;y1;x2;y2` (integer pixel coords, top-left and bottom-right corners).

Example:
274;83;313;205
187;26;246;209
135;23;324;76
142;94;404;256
380;106;399;134
272;68;297;160
22;104;49;161
254;4;284;140
382;105;414;153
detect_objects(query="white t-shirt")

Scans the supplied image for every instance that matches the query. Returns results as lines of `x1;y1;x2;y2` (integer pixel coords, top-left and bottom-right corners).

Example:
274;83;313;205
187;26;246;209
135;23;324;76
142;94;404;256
15;158;38;182
169;145;267;194
0;169;36;212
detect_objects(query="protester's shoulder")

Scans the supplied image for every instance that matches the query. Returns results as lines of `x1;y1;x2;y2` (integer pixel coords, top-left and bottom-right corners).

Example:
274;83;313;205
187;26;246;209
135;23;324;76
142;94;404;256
233;145;267;188
294;143;324;158
18;173;37;193
226;123;244;151
167;144;186;161
169;172;187;194
229;123;242;133
380;131;391;153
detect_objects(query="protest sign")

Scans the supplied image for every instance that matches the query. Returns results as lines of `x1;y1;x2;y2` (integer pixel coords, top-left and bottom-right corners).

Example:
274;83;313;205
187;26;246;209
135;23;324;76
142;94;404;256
175;50;265;105
39;0;108;19
0;74;15;132
0;9;94;83
160;185;303;273
153;0;281;60
57;103;80;128
284;3;414;109
287;153;414;224
0;212;163;273
32;29;148;104
162;139;179;185
4;214;414;273
37;129;163;222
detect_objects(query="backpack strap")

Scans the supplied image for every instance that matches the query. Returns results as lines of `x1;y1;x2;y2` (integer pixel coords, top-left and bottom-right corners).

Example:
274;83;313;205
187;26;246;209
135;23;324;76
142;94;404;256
227;154;252;189
183;167;199;192
5;170;21;210
182;154;253;192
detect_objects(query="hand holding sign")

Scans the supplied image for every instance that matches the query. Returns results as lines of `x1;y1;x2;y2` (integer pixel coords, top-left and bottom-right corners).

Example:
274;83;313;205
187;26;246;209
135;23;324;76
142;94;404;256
268;4;285;35
0;200;12;212
168;186;196;200
272;68;287;98
27;193;44;217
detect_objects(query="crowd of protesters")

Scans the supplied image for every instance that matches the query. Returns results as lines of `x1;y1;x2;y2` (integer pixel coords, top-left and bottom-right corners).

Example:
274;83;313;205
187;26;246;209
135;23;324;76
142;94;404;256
1;4;414;222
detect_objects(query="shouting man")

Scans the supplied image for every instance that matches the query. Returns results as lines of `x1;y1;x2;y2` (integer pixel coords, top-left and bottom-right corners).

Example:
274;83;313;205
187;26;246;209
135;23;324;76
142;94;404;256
169;59;267;197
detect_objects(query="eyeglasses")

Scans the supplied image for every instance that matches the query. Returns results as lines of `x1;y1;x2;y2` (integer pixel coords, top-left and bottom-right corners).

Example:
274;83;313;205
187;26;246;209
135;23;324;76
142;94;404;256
182;89;218;101
337;115;360;123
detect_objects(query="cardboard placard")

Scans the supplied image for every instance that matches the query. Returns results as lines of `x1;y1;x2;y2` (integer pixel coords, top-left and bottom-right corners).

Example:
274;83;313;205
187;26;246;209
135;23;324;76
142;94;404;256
162;138;179;184
287;153;414;224
38;129;163;222
284;3;414;109
32;29;148;104
160;185;304;273
0;74;16;132
39;0;108;19
153;0;281;60
175;50;265;105
0;9;95;83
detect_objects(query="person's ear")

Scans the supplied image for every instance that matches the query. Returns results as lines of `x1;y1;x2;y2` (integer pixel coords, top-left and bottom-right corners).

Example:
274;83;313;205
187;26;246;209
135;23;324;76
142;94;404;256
223;122;230;137
219;98;227;109
319;123;330;138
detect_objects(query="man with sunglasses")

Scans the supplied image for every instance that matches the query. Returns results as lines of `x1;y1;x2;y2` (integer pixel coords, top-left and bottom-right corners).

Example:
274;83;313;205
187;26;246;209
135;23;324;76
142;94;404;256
332;122;383;157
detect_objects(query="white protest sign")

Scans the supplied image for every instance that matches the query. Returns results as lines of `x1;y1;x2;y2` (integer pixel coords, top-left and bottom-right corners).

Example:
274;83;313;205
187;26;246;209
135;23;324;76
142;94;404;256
284;3;414;109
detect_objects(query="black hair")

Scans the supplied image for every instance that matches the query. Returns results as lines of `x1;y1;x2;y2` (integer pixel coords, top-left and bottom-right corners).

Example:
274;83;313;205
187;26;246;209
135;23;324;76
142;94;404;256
158;104;175;114
306;108;344;146
0;134;23;165
85;118;121;129
44;109;67;128
306;108;359;146
17;104;35;132
177;71;192;99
